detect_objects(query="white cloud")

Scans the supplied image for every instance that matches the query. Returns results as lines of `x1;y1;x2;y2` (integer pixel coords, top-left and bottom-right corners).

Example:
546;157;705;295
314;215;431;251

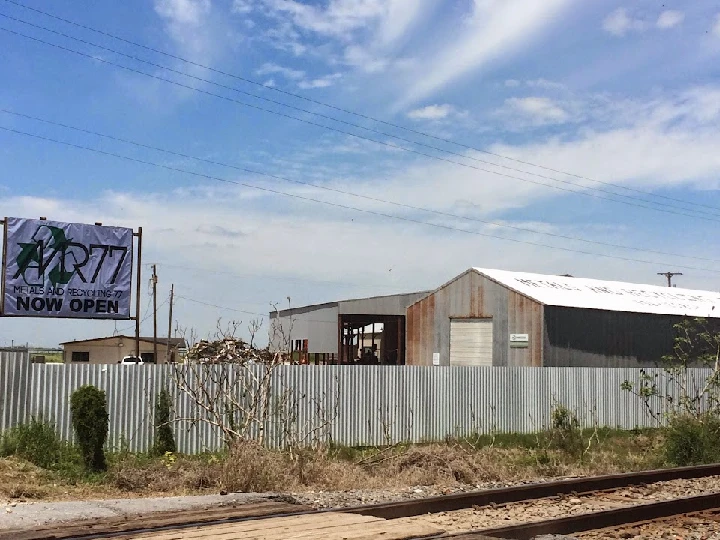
255;63;305;80
343;45;389;73
262;0;428;43
154;0;214;58
504;79;567;91
526;78;566;91
397;0;573;108
656;10;684;30
376;0;432;47
491;87;720;191
298;73;342;89
155;0;210;26
406;104;456;120
232;0;253;14
499;97;571;126
602;8;647;36
263;0;385;36
714;14;720;37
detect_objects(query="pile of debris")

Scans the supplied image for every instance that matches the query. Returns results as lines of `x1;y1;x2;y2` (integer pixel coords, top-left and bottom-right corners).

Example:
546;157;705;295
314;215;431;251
185;337;278;364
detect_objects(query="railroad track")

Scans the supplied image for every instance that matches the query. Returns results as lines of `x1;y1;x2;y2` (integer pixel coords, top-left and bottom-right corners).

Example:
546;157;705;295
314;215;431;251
4;463;720;540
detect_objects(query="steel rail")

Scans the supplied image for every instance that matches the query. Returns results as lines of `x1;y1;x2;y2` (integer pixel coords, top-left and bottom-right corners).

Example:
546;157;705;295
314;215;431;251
430;492;720;539
5;463;720;540
346;462;720;519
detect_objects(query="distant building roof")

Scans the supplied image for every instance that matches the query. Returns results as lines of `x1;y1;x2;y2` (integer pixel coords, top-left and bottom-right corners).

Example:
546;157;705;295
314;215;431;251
270;291;431;318
473;268;720;317
60;335;187;348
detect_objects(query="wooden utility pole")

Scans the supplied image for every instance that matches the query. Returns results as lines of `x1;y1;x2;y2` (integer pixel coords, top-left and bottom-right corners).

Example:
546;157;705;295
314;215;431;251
134;227;143;359
658;272;682;287
152;264;158;363
166;284;174;362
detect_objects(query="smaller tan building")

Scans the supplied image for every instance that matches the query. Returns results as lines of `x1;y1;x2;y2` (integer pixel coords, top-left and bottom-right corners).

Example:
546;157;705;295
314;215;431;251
61;335;187;364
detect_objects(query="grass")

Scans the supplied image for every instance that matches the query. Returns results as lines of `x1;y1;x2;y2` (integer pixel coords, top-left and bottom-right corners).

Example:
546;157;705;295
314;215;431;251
0;422;670;502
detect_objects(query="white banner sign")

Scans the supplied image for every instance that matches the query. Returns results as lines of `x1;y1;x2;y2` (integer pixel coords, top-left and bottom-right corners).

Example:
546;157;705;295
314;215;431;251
3;217;133;319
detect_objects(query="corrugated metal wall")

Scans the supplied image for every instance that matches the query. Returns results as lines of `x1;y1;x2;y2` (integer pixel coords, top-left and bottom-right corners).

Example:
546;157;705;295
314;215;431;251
543;307;688;367
1;352;708;453
406;270;543;366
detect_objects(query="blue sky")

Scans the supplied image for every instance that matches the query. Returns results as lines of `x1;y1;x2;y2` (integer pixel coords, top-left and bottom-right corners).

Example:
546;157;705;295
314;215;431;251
1;0;720;347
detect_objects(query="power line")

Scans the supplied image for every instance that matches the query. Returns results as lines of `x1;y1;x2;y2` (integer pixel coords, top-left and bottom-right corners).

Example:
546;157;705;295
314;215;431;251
175;295;266;318
2;123;719;276
154;262;402;290
3;0;717;216
4;107;720;264
115;295;162;334
6;11;709;218
175;295;342;325
2;24;720;223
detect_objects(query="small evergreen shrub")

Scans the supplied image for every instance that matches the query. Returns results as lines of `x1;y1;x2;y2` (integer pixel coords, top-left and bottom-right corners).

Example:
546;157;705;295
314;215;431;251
70;385;109;472
152;388;176;456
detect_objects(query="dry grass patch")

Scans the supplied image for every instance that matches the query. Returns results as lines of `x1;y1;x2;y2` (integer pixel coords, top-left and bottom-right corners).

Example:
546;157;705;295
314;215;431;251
1;428;667;501
0;457;50;499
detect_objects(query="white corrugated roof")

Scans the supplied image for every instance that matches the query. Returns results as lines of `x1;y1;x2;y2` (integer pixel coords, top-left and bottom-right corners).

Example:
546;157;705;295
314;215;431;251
473;268;720;317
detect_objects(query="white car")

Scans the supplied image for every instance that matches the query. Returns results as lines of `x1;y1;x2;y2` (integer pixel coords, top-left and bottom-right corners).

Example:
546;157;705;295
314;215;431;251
120;356;144;365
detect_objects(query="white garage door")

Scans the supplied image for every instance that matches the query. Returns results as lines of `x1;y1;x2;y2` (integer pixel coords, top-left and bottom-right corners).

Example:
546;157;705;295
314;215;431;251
450;318;493;366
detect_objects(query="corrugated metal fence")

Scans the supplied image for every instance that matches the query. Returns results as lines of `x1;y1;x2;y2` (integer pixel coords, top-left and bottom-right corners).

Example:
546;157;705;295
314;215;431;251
0;352;710;453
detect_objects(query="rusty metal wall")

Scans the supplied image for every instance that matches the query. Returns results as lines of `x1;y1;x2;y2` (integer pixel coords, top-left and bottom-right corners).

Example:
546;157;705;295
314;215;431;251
1;354;710;452
406;270;543;366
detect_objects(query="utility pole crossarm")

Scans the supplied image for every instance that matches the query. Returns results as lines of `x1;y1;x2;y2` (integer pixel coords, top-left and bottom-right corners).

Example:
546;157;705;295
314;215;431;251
658;271;683;287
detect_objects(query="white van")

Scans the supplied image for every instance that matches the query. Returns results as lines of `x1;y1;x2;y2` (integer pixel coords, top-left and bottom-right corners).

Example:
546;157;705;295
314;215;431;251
120;356;144;365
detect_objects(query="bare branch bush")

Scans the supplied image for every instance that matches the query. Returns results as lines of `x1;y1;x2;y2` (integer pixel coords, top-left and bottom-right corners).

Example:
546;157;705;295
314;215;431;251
169;308;290;448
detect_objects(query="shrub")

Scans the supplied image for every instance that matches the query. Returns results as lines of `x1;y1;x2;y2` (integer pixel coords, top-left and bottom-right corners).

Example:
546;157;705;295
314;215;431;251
220;441;288;492
0;417;64;469
70;385;109;472
663;413;720;466
152;388;176;456
548;405;584;458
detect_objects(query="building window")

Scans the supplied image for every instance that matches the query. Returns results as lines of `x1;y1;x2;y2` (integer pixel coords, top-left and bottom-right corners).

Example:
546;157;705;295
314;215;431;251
140;352;156;364
71;351;89;363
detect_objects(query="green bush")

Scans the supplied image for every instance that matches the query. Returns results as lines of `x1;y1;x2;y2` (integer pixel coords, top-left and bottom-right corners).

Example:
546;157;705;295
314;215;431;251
0;416;64;469
152;388;176;456
548;405;584;458
70;385;109;472
663;413;720;466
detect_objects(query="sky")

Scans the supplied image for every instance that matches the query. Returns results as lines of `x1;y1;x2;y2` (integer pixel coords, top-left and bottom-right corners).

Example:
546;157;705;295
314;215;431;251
1;0;720;347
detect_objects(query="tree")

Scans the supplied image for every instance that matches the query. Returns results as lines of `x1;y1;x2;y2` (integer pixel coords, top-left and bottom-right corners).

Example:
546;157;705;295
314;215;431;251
170;315;291;447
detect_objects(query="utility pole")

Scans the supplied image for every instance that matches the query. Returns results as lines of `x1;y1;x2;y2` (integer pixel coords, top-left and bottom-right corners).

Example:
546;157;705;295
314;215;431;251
658;272;682;287
166;284;174;363
152;264;158;363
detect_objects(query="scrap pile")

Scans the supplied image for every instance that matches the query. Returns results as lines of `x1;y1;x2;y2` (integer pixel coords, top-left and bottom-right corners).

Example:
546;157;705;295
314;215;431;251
185;338;277;364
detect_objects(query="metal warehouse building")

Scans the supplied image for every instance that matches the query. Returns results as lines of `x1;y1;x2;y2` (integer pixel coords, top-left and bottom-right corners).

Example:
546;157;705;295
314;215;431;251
406;268;720;367
270;291;429;365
